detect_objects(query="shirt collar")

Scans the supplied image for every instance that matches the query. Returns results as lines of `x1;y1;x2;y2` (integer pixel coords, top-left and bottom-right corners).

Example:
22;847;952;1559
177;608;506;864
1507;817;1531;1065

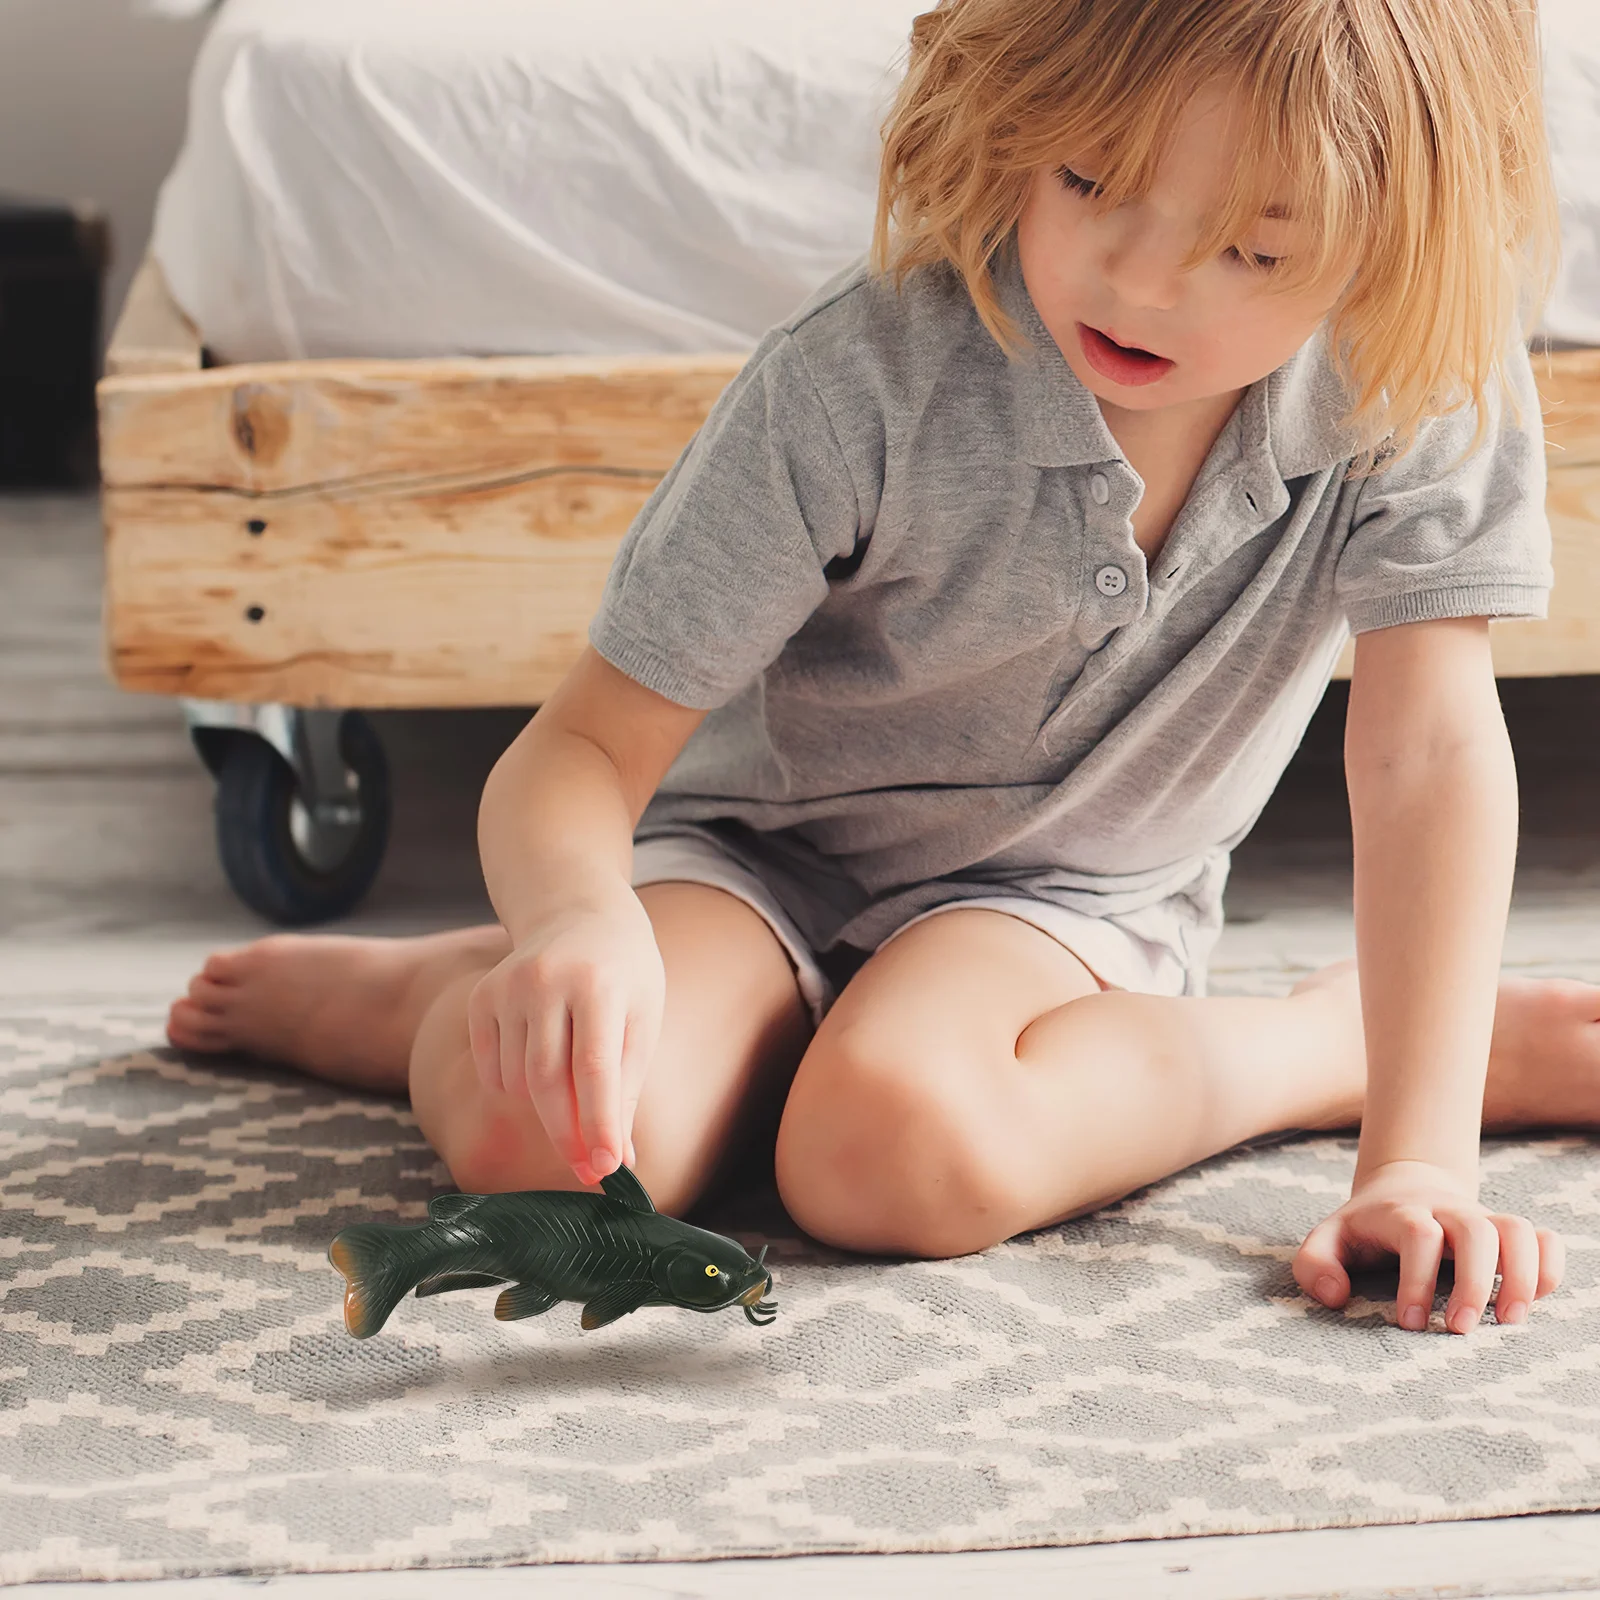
992;241;1359;486
995;245;1126;469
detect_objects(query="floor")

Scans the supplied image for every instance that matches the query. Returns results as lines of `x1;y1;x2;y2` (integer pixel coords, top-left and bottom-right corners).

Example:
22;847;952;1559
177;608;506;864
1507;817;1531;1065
6;491;1600;1598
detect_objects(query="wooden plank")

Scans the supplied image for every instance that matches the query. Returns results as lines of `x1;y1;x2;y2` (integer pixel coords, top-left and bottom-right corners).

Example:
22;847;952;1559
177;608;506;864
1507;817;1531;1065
102;472;656;706
103;255;202;378
98;349;748;705
99;344;1600;704
98;353;748;493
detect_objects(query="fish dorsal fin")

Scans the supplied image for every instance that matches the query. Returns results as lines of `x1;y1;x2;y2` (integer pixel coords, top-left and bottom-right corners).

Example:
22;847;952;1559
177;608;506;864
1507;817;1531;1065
494;1281;561;1321
599;1166;656;1214
580;1279;653;1330
427;1193;479;1224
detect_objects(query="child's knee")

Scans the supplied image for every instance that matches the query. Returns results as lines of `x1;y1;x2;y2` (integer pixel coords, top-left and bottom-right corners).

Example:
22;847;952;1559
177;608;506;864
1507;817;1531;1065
774;1030;1015;1259
407;970;511;1185
440;1098;551;1196
408;967;485;1091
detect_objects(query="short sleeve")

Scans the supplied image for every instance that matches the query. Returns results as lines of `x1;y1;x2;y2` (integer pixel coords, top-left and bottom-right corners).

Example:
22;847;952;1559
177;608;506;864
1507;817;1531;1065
1333;337;1554;635
586;328;861;709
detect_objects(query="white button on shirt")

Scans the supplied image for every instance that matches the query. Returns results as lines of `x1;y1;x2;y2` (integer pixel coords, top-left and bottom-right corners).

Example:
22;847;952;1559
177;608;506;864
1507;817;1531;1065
1095;564;1128;596
1089;473;1111;505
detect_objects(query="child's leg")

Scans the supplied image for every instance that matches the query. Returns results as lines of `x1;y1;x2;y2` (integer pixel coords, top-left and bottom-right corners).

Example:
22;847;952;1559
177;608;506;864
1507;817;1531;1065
168;926;514;1091
168;882;813;1215
774;906;1600;1259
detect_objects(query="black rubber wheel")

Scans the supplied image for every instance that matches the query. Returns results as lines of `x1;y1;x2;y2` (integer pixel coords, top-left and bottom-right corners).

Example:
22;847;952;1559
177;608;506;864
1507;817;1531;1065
213;713;391;926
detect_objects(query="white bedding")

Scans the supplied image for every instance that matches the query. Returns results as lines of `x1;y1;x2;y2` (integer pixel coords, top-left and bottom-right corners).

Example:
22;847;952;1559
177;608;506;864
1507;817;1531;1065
151;0;922;361
151;0;1600;361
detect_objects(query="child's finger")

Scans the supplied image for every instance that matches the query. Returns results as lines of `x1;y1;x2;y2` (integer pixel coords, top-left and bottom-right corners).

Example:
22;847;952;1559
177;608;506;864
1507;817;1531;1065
617;1006;659;1154
524;1010;590;1176
1535;1226;1566;1298
1488;1213;1539;1323
523;999;581;1152
568;991;625;1180
523;991;570;1105
1393;1208;1446;1331
1439;1208;1501;1334
1292;1216;1350;1306
496;1011;530;1099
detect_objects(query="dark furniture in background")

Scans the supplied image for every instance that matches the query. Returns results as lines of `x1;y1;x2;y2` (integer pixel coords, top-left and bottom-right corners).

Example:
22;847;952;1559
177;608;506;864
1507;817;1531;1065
0;197;108;486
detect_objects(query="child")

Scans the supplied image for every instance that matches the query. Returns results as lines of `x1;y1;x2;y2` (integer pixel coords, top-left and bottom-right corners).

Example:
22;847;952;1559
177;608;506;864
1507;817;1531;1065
169;0;1591;1337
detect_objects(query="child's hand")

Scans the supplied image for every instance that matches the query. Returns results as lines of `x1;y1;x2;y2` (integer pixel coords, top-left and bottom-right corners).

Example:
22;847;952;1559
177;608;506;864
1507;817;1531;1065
1291;1158;1564;1333
465;885;666;1187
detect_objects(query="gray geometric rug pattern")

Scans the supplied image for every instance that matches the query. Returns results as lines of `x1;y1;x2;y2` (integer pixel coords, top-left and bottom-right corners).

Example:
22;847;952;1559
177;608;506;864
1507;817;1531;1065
4;1004;1600;1586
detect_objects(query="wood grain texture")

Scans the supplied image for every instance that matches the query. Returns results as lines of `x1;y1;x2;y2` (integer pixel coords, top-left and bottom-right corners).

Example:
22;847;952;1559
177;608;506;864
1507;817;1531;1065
102;475;652;706
98;337;1600;706
98;345;746;705
99;354;747;492
103;257;203;378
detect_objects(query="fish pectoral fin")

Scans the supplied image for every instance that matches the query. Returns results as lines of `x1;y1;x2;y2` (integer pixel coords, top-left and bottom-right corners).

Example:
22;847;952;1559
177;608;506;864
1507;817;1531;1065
598;1166;657;1215
494;1281;562;1321
426;1193;480;1224
414;1272;506;1299
579;1280;654;1330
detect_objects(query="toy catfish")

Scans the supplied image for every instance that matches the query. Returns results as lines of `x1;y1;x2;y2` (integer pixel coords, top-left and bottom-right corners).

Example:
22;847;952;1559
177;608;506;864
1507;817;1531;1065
328;1165;777;1337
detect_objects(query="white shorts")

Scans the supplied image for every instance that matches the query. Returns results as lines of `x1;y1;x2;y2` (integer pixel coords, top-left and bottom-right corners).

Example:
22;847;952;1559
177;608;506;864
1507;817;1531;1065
630;831;1190;1029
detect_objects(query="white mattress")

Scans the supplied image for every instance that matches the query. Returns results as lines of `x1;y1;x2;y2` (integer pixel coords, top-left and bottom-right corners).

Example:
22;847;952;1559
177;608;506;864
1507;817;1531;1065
1541;0;1600;345
152;0;1600;361
151;0;922;361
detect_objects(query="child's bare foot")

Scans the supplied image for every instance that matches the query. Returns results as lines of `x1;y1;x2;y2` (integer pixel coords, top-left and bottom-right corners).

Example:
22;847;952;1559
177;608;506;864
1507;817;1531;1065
1480;974;1600;1133
166;927;511;1093
1289;958;1600;1134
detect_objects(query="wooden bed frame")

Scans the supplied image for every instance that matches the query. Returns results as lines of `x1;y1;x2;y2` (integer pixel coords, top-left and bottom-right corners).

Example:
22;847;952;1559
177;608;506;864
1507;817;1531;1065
100;254;1600;708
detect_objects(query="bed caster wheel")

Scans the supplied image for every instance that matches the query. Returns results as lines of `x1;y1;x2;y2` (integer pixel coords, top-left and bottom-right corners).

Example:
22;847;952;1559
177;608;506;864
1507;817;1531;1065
185;703;391;926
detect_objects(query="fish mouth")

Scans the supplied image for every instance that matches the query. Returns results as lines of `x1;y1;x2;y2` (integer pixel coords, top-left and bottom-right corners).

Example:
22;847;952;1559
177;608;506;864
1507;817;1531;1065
738;1246;777;1326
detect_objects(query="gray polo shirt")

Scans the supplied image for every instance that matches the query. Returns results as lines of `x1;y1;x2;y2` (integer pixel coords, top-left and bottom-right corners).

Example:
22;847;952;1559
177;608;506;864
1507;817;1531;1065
587;244;1553;994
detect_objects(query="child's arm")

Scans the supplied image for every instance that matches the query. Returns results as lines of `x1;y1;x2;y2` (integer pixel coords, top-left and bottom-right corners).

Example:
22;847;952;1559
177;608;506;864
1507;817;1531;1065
1293;615;1561;1332
1290;332;1564;1332
472;644;707;1183
479;644;706;937
1342;616;1514;1184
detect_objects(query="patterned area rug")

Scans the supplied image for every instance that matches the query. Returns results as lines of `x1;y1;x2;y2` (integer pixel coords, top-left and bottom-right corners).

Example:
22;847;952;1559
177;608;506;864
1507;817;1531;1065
4;1001;1600;1585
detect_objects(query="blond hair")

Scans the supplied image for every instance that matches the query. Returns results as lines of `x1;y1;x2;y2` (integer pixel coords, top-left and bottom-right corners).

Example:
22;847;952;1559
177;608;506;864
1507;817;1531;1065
873;0;1560;472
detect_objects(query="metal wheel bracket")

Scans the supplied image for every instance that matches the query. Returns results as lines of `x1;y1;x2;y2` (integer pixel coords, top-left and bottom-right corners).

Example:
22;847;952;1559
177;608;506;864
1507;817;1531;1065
183;699;365;873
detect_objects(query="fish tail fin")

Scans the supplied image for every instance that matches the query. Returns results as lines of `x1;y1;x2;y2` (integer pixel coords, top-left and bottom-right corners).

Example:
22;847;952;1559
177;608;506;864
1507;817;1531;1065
328;1223;425;1339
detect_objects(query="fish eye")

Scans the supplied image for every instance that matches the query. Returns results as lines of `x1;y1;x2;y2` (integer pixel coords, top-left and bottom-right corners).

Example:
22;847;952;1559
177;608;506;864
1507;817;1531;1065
704;1264;720;1277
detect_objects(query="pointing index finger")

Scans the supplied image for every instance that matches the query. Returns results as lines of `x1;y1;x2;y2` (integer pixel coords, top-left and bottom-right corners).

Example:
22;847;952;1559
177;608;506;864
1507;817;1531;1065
568;989;625;1181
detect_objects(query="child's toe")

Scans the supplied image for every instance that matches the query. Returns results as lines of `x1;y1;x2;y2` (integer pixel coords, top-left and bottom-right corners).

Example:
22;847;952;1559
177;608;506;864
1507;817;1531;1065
202;947;252;984
167;999;230;1051
185;973;236;1011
